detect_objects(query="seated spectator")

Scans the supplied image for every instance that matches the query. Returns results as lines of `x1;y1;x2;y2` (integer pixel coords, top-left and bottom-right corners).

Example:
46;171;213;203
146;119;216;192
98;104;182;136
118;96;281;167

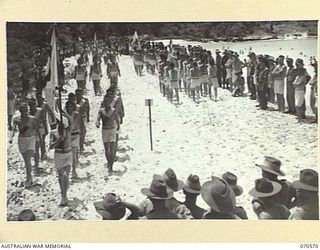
182;174;205;219
222;172;248;219
94;193;142;220
289;169;318;220
249;178;290;219
201;176;241;219
140;178;178;220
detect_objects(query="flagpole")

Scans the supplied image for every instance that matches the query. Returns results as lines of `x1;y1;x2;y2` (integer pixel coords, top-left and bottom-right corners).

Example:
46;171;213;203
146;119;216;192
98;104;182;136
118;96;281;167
54;24;63;126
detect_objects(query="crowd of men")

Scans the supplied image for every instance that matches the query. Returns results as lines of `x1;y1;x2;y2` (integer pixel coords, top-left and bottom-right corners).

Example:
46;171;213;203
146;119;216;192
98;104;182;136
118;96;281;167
130;40;318;123
8;38;124;206
18;157;319;220
7;35;318;220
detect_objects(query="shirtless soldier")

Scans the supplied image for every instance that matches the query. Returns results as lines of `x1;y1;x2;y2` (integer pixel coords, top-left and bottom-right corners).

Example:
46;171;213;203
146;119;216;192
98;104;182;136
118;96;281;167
9;103;38;188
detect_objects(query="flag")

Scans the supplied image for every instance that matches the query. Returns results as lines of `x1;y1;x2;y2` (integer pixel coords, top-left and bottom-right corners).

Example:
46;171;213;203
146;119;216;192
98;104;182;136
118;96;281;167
132;31;139;44
132;31;141;49
44;26;59;121
94;32;98;49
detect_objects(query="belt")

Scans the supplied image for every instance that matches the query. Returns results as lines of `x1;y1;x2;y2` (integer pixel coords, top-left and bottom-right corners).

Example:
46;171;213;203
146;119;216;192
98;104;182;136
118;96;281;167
102;126;115;130
55;148;72;154
71;131;79;136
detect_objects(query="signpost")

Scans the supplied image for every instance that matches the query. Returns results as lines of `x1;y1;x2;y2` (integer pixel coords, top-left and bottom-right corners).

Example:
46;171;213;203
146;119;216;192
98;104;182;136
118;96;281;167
145;99;153;151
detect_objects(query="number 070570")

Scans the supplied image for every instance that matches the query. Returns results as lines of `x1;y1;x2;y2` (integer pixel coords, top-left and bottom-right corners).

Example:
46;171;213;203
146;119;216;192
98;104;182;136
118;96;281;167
300;244;319;248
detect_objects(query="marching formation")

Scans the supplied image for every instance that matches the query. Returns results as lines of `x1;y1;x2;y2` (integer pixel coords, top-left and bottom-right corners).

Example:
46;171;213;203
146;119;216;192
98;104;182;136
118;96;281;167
7;30;318;221
130;40;318;123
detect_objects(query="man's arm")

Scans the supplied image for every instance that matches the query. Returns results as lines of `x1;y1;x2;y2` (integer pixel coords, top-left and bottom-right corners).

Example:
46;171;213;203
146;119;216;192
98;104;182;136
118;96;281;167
9;118;18;143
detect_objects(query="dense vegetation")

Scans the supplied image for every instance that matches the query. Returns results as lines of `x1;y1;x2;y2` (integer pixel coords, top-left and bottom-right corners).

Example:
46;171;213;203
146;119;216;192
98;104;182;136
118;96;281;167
6;21;317;89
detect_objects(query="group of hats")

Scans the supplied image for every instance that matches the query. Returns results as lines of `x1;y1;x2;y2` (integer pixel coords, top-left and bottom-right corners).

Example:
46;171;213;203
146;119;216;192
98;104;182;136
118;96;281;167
141;168;244;214
249;156;318;198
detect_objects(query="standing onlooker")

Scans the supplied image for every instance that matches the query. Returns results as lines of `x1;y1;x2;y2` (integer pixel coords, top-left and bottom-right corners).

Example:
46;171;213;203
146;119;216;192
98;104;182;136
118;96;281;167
271;55;287;112
309;59;318;122
267;56;276;103
215;49;222;88
221;50;229;89
285;58;297;115
248;52;257;100
208;60;219;101
256;56;269;110
293;58;310;123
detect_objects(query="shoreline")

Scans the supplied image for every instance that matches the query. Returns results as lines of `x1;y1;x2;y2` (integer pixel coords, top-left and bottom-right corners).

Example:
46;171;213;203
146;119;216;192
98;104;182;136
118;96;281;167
152;35;317;44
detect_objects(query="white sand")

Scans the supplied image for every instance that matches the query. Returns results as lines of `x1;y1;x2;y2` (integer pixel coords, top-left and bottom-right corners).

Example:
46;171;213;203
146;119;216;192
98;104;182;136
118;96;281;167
6;39;318;220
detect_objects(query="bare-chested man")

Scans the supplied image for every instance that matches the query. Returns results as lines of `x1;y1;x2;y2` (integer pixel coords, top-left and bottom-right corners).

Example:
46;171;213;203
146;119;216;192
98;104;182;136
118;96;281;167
28;99;46;175
49;111;73;206
75;89;90;153
9;103;37;188
96;89;119;174
36;93;55;160
65;100;84;179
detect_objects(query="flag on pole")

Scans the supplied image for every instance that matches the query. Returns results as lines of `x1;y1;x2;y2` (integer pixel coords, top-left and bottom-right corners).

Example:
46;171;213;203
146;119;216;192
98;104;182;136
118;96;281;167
132;31;141;49
94;32;98;49
44;26;59;113
132;31;138;44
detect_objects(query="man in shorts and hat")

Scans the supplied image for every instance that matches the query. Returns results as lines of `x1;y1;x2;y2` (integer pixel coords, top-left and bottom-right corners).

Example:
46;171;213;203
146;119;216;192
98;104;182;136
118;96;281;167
255;156;296;209
249;178;290;219
293;58;311;122
94;193;142;220
289;169;318;220
182;174;205;219
201;176;240;219
49;111;73;206
140;178;178;219
9;103;38;188
222;172;248;219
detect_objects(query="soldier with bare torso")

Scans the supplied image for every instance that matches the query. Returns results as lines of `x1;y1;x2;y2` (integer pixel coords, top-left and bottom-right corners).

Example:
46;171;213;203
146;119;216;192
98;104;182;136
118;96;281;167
9;103;38;188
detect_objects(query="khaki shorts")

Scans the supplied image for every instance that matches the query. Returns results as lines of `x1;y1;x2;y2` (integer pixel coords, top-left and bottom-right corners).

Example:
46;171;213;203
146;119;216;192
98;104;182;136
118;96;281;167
274;79;285;95
18;136;35;154
102;128;116;143
54;150;72;171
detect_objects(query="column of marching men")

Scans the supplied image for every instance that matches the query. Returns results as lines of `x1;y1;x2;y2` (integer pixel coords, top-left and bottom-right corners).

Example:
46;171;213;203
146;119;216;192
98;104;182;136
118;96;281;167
9;39;125;207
